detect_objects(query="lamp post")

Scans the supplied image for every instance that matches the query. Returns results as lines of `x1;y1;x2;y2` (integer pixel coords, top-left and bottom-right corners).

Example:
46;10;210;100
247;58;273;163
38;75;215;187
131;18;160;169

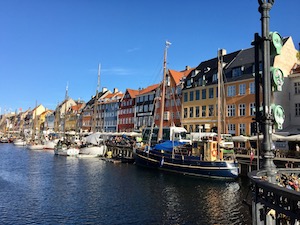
258;0;277;183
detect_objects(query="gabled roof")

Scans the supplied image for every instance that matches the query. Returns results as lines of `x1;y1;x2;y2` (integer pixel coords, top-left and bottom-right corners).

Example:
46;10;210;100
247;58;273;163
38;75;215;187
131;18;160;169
136;84;160;96
71;103;84;111
169;68;194;85
184;50;241;86
126;88;140;98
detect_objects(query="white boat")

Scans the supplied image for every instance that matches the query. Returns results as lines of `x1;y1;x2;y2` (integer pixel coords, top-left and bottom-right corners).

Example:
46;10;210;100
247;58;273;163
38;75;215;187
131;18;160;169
79;145;107;158
54;147;79;156
27;143;45;150
43;139;59;150
54;140;79;156
13;139;27;146
78;132;107;157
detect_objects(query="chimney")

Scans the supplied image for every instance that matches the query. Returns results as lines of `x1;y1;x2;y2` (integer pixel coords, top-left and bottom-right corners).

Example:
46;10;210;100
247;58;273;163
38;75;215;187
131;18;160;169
102;87;108;93
113;88;118;93
185;65;191;71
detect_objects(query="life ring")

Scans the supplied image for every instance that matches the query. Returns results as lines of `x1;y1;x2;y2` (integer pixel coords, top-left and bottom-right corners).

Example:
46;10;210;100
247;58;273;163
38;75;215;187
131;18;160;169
212;150;217;157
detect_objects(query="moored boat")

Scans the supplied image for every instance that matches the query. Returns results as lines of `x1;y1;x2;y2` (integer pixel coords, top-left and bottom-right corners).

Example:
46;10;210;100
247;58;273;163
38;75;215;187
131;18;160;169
54;140;79;156
134;138;239;179
78;132;107;158
13;138;27;146
133;43;239;179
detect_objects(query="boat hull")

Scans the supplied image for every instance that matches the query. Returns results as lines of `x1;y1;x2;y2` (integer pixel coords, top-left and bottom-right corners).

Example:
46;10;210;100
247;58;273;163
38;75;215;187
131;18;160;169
27;144;45;150
14;140;27;146
133;149;239;179
79;145;106;157
54;148;79;156
43;140;58;150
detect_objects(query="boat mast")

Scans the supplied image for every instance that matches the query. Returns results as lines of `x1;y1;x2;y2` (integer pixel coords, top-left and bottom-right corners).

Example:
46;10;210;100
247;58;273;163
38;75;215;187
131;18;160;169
32;100;38;140
92;64;101;133
158;41;171;142
63;83;68;136
217;49;225;155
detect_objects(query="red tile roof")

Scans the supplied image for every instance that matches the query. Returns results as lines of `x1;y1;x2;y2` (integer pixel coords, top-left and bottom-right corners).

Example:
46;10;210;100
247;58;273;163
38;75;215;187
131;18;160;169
169;68;194;85
127;88;140;98
136;83;160;95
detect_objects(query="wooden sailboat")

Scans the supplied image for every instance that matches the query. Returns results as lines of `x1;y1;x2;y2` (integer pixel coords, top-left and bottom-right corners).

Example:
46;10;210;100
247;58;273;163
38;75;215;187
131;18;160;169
133;45;239;179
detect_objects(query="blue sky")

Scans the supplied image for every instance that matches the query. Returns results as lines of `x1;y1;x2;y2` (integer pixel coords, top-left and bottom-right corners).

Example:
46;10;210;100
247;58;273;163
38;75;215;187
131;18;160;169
0;0;299;114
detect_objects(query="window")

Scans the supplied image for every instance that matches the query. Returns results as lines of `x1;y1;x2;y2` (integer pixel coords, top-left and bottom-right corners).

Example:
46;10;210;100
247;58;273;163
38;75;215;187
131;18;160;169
144;104;148;112
209;88;214;98
183;108;188;118
184;92;188;102
195;106;200;117
227;124;236;135
189;125;193;132
232;67;242;77
227;104;236;117
190;91;194;101
239;103;246;116
296;103;300;116
195;90;200;100
295;82;300;94
212;73;217;82
202;89;206;99
239;84;246;95
239;123;246;135
209;105;214;117
250;82;255;94
250;103;255;116
189;107;194;118
202;106;206;117
187;79;192;87
227;86;236;97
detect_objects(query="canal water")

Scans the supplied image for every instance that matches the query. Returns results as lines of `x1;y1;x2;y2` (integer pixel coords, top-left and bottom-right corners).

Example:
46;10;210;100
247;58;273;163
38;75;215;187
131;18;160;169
0;144;252;224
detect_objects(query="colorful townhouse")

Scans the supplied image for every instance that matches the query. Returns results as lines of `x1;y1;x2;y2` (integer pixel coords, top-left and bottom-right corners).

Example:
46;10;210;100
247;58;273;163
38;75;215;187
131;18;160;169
181;36;298;138
81;88;110;132
154;68;193;128
135;84;160;131
38;109;54;132
53;98;76;132
98;88;123;132
65;101;85;132
118;88;140;132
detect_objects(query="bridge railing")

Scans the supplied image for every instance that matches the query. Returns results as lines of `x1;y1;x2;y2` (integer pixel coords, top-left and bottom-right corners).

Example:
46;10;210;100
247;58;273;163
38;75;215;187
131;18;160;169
248;169;300;224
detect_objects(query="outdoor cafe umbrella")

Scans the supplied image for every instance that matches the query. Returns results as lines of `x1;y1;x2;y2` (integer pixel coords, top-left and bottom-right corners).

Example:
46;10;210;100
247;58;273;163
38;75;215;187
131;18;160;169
284;134;300;141
249;134;287;141
232;135;250;142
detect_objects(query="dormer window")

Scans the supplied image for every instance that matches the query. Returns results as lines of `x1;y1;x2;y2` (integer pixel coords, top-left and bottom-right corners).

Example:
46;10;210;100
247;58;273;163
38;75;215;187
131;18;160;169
212;73;217;82
232;67;243;77
186;79;192;87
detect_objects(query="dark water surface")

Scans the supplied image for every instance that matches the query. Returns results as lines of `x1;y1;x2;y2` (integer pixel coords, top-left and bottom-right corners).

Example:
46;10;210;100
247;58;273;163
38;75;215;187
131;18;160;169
0;144;252;224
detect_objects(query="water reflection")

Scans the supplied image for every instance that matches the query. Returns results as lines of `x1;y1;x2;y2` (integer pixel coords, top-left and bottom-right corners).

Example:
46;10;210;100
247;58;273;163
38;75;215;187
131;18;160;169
0;145;252;224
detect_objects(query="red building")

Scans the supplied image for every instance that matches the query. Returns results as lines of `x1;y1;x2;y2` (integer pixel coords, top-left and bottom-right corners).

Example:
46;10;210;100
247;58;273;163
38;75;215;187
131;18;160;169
118;88;139;132
154;68;193;127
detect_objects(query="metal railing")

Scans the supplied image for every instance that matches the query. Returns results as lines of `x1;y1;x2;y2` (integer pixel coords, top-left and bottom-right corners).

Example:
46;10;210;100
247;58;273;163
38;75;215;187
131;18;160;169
249;169;300;224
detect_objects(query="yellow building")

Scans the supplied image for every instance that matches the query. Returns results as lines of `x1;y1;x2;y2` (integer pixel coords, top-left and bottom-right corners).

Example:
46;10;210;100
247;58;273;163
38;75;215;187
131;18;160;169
182;37;298;137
